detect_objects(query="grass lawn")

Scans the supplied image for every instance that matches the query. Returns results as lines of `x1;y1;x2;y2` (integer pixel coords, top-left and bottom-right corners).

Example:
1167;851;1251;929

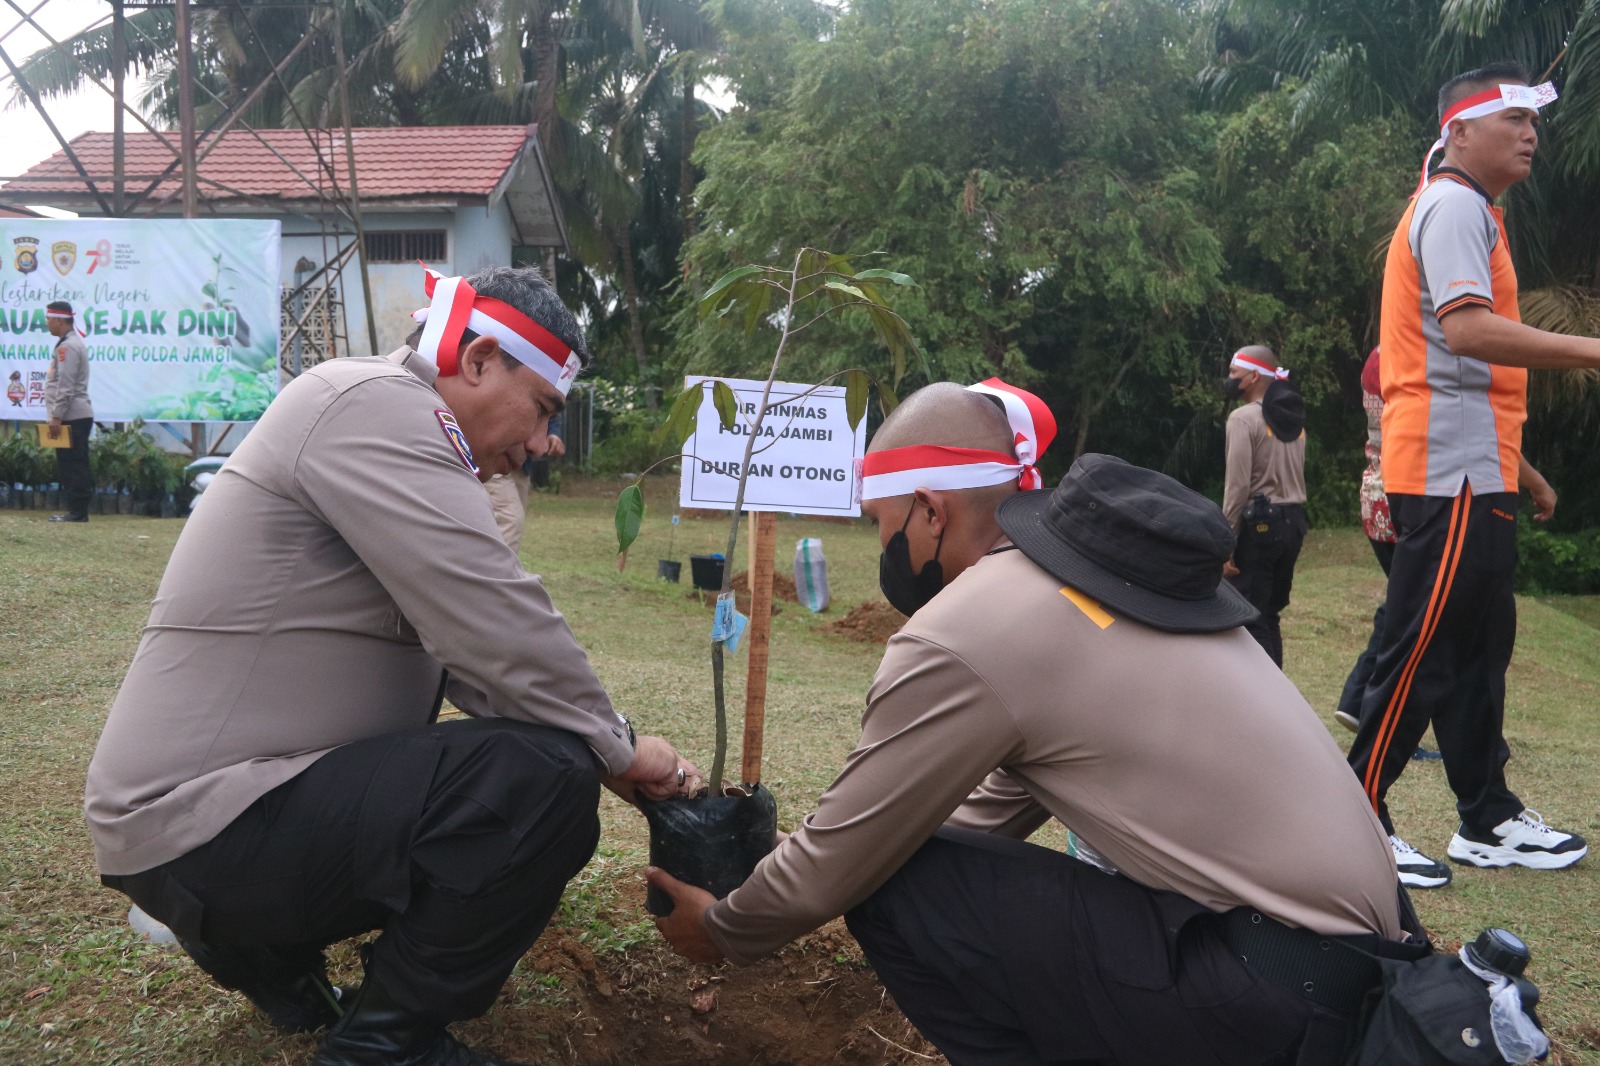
2;479;1599;1063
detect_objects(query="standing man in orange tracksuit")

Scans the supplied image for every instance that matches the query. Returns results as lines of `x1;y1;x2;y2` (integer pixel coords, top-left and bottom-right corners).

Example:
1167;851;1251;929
1348;62;1600;889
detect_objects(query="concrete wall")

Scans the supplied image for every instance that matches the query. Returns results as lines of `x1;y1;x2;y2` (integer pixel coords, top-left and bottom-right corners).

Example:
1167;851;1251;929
279;203;516;359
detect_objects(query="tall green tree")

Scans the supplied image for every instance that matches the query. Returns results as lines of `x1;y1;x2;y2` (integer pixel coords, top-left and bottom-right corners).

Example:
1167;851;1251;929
1200;0;1600;523
678;0;1232;473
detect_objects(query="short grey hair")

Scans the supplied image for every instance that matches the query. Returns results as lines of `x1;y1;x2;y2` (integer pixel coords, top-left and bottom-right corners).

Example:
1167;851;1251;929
405;265;592;372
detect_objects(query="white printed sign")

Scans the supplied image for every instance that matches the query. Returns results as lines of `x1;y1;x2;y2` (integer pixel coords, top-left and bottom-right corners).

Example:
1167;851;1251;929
678;375;865;517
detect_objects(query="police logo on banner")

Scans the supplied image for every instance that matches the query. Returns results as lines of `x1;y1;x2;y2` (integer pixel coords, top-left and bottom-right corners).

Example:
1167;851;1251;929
13;236;39;275
51;241;77;275
434;409;479;475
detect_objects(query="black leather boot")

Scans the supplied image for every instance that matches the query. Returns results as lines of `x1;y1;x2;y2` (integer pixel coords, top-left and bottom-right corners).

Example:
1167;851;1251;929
178;939;347;1033
311;970;527;1066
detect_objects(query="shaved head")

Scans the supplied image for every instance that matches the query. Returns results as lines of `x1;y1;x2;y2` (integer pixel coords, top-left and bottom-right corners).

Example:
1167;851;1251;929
861;380;1050;591
870;382;1016;454
867;382;1024;517
1234;344;1276;365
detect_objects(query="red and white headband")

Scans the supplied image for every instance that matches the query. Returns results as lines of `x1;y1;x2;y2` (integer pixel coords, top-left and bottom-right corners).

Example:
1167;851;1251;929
411;267;582;396
857;378;1058;501
46;309;87;337
1231;349;1288;380
1417;81;1558;194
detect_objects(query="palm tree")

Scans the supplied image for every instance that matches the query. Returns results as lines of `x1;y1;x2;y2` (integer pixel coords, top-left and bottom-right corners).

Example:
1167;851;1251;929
1199;1;1600;328
1199;0;1600;519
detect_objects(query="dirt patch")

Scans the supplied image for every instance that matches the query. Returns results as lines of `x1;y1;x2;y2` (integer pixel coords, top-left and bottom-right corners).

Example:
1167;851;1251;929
687;571;800;615
458;925;944;1065
820;602;905;645
734;569;800;604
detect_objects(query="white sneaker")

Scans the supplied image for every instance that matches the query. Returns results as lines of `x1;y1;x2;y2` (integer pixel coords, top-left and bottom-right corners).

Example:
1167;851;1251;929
1447;810;1589;870
1390;834;1452;889
1332;710;1360;734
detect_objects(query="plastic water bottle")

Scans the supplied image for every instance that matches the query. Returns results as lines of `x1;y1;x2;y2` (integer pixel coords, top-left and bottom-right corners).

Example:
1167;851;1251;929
1459;928;1548;1064
127;904;178;945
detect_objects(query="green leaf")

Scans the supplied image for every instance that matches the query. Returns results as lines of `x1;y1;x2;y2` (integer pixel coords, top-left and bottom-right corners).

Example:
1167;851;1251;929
823;280;868;301
614;484;645;557
741;279;775;334
852;268;916;286
700;265;765;307
656;386;703;448
844;369;869;431
875;378;900;417
711;380;739;430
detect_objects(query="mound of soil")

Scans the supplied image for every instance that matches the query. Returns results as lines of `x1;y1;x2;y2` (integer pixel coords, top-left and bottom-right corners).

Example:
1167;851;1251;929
820;602;905;645
459;924;944;1065
734;570;800;603
687;570;800;615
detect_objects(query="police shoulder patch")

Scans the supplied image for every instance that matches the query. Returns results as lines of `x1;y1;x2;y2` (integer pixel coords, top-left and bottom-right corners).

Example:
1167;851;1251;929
434;408;479;475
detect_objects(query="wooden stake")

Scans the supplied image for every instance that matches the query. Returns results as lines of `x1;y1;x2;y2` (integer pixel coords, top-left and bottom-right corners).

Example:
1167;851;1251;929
741;511;777;785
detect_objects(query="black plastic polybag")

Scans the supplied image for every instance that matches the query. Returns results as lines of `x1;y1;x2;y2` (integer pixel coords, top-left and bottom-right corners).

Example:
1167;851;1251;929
642;784;778;916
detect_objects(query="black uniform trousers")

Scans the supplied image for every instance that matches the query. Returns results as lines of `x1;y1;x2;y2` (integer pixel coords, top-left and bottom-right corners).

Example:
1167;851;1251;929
55;416;94;519
104;717;601;1024
1227;503;1308;667
845;828;1343;1066
1346;487;1522;836
1336;538;1396;722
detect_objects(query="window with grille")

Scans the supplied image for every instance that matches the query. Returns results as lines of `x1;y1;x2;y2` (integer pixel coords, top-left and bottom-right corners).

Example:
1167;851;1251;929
364;230;447;263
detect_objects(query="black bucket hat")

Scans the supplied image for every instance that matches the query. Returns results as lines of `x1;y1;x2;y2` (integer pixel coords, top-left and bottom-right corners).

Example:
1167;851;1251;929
995;453;1258;634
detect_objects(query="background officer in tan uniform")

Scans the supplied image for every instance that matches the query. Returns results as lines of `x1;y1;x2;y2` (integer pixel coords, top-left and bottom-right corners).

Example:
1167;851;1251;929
650;384;1409;1065
1222;344;1307;665
43;300;94;523
485;433;563;554
86;266;697;1066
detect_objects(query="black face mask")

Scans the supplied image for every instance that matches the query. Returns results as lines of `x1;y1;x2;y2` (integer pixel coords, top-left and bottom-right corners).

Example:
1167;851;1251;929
1222;376;1244;401
878;500;946;616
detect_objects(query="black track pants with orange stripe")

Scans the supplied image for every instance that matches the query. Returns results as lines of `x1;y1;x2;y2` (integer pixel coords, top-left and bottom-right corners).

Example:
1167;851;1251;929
1346;487;1522;837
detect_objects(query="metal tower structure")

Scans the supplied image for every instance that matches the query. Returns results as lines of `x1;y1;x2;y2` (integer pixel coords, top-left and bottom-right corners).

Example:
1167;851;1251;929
0;0;379;452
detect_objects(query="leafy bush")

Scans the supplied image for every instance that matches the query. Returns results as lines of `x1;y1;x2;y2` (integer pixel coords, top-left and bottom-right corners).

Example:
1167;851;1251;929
1516;519;1600;595
0;430;52;487
89;421;187;500
589;408;664;477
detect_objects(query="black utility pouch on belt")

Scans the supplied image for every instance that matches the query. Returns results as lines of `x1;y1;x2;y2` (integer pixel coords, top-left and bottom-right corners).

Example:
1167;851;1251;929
1223;897;1548;1066
1352;953;1516;1066
1240;493;1287;557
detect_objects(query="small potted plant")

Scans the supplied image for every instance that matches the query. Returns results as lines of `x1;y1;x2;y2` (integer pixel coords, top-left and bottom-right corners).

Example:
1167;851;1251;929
614;248;917;911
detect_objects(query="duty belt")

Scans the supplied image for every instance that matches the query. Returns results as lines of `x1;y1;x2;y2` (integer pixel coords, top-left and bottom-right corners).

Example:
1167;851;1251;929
1219;907;1382;1016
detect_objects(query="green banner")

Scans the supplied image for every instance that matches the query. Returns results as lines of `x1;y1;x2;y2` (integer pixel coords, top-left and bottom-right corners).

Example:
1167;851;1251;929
1;219;281;421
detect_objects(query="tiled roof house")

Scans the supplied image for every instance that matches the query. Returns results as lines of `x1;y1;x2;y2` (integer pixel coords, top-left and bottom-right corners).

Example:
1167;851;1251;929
2;126;567;359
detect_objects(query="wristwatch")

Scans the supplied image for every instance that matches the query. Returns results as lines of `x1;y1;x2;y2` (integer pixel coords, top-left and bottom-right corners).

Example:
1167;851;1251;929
617;714;637;749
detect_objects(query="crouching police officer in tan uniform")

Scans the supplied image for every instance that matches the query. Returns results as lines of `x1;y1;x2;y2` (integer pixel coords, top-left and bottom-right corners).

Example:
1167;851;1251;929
86;266;700;1066
651;382;1417;1066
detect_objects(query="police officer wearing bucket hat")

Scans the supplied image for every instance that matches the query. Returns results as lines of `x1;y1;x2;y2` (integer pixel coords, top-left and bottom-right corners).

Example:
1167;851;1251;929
652;382;1414;1065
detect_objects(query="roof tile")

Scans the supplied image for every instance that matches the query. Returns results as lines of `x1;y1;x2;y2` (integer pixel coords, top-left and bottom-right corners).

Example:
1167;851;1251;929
2;126;535;203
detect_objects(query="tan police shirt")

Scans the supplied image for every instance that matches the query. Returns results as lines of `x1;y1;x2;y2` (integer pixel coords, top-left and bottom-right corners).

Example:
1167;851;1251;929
44;332;93;421
85;347;634;876
703;547;1401;965
1222;401;1306;531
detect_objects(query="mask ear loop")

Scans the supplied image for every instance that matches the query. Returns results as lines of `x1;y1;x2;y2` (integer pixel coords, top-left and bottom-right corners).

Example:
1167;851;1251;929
902;496;945;563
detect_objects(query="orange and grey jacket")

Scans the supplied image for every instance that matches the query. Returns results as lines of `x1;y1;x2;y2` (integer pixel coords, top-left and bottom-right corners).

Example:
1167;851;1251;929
1378;167;1526;497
